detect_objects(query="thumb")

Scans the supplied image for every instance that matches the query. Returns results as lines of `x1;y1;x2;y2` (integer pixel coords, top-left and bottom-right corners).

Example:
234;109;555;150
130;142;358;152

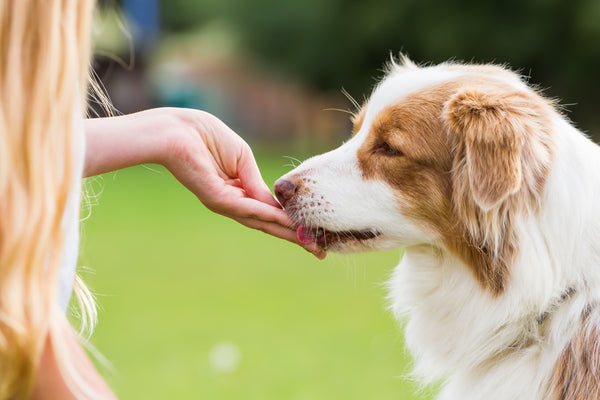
237;147;282;208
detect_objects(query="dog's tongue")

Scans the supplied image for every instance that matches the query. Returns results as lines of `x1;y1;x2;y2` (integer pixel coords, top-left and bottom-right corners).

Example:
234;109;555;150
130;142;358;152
296;225;315;244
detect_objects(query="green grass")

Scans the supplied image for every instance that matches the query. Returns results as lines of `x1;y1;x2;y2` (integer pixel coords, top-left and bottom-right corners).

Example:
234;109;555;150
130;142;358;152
76;151;433;400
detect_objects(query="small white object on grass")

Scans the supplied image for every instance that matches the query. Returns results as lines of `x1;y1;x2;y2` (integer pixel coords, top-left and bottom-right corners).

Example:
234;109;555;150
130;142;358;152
209;341;241;373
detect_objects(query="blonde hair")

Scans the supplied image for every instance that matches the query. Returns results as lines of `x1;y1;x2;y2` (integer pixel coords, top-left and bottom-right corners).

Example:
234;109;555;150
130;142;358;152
0;0;99;398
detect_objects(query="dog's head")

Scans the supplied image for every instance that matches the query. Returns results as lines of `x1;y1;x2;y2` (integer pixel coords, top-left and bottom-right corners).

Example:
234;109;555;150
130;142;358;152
275;57;555;294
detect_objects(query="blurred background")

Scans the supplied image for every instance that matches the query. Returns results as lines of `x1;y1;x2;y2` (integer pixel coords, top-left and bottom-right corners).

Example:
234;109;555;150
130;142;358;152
80;0;600;399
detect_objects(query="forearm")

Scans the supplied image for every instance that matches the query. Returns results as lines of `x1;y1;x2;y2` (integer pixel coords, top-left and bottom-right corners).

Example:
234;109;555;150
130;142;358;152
83;110;173;177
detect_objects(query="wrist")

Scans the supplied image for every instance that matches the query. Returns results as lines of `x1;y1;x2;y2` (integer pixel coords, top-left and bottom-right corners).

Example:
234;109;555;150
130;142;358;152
136;108;184;167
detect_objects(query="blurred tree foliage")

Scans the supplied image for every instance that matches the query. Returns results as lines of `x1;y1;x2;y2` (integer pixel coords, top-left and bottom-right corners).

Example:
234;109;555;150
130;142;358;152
161;0;600;136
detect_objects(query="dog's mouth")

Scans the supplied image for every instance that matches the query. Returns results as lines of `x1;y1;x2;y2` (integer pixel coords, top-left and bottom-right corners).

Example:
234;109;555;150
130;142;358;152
296;224;380;250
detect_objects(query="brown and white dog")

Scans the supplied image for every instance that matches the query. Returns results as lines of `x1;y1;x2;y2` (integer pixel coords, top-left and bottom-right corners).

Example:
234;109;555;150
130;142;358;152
274;57;600;399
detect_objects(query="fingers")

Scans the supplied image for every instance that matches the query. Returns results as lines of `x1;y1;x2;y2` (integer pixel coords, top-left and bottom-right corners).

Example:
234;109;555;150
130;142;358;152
233;216;327;260
236;146;282;208
219;196;296;228
214;188;328;259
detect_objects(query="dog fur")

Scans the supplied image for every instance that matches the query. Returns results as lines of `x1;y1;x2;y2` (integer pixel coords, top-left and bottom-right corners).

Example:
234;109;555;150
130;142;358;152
274;57;600;399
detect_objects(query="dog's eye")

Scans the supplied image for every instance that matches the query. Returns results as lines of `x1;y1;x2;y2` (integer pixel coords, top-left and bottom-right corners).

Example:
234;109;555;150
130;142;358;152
372;142;403;157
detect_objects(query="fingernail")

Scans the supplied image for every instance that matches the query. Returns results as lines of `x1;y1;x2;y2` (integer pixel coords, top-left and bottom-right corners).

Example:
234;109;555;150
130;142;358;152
309;248;326;260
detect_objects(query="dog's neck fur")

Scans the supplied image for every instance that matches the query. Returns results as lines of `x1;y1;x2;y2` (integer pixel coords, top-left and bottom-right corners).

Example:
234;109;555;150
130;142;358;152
389;116;600;399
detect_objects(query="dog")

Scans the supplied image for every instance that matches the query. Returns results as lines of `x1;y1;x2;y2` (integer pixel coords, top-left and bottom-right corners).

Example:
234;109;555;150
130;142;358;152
273;56;600;399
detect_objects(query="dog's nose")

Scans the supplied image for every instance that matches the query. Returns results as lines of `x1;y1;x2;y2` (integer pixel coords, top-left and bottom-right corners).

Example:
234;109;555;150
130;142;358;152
273;178;298;208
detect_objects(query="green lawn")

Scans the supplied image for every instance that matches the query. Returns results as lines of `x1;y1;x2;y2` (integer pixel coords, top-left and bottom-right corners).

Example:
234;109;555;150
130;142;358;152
75;151;433;400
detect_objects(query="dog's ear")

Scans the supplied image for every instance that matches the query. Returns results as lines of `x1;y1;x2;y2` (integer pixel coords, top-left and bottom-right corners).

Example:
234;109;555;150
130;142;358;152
444;89;533;210
443;87;553;294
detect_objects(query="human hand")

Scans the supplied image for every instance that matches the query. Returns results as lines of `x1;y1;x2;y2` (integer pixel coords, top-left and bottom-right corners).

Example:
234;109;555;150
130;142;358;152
155;108;327;259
